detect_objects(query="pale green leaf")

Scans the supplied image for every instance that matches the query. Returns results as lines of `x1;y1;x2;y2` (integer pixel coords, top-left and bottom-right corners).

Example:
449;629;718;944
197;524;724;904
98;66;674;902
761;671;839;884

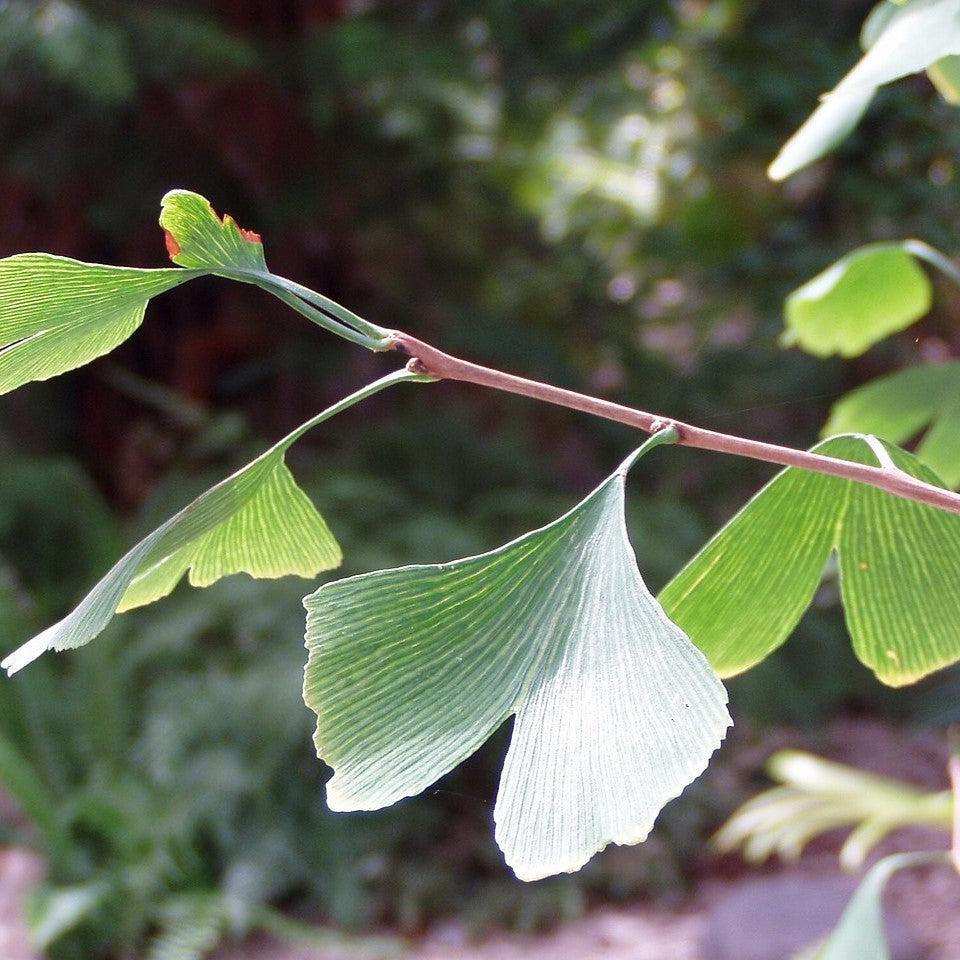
147;896;225;960
303;434;731;881
833;0;960;97
927;54;960;102
770;0;960;180
0;254;194;394
660;435;960;686
824;362;960;487
767;86;875;183
159;189;267;273
816;852;949;960
714;750;951;871
783;244;931;357
1;369;421;675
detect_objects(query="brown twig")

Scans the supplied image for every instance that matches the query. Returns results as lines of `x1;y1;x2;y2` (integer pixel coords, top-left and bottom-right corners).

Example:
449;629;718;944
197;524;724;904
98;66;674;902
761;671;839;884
390;332;960;516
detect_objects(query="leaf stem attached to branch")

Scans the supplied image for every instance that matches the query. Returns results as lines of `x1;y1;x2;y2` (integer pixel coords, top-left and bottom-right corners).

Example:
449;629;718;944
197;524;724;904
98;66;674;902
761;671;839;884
392;332;960;517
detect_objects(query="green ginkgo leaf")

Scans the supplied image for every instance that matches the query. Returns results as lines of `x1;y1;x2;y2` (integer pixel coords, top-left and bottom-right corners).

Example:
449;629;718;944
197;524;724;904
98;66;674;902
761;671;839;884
0;191;391;397
824;362;960;488
769;0;960;180
2;369;422;676
159;189;268;272
767;86;875;184
783;244;931;358
660;434;960;686
303;430;731;881
0;254;195;394
815;852;949;960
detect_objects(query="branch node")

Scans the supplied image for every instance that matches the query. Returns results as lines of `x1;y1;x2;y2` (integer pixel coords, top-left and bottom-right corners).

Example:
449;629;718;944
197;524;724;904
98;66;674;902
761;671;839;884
406;357;430;376
650;417;679;438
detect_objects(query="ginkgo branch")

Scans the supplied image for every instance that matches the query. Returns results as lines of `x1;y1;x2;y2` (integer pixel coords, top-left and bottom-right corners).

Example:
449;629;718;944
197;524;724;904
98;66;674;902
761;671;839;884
386;332;960;517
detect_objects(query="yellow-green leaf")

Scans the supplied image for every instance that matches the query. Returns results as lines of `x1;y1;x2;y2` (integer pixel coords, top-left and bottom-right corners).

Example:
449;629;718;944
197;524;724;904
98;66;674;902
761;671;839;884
660;434;960;687
824;362;960;488
0;254;194;394
783;244;931;358
2;369;422;675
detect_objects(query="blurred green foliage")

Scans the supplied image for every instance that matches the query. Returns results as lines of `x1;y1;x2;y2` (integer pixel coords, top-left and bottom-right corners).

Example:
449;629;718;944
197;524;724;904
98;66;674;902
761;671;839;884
1;0;959;955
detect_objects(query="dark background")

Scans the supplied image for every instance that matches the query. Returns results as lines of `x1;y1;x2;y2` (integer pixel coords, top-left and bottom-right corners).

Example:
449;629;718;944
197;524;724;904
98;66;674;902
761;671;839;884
1;1;959;956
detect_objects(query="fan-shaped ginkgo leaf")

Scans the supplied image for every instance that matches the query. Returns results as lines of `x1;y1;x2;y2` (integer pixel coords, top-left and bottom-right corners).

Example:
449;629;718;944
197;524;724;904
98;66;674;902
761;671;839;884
303;430;731;881
0;254;195;394
824;362;960;488
2;369;422;676
660;434;960;686
783;244;931;358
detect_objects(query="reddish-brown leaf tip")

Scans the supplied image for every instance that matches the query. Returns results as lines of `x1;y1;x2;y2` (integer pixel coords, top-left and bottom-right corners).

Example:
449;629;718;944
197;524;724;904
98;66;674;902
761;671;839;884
164;230;182;259
239;227;262;245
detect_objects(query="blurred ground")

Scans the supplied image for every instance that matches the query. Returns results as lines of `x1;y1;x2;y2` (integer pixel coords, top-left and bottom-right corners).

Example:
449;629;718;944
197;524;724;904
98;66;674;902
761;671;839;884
2;718;957;960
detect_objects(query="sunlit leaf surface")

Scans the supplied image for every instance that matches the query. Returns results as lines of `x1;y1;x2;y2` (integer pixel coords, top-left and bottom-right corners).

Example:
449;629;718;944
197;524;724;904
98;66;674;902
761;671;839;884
303;436;731;881
783;244;931;358
1;369;421;675
0;255;193;394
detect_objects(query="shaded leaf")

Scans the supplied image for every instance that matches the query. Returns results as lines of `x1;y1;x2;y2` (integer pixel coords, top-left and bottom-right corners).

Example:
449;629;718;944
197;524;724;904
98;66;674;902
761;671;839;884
816;852;949;960
1;369;421;675
824;362;960;487
660;435;960;686
147;895;225;960
783;244;931;357
0;254;194;394
303;434;730;881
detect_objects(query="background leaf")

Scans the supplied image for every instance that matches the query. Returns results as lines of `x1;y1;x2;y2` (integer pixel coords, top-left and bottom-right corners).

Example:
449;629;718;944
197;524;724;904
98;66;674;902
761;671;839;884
815;852;949;960
660;435;960;686
767;87;875;183
782;244;931;358
832;0;960;97
304;438;731;882
823;362;960;487
770;0;960;179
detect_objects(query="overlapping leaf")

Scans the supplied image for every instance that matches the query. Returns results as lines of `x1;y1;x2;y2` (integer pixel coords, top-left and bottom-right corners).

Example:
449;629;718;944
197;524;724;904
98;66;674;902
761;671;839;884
303;434;731;881
770;0;960;180
1;369;421;676
782;243;932;358
660;434;960;686
0;190;388;395
824;362;960;487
